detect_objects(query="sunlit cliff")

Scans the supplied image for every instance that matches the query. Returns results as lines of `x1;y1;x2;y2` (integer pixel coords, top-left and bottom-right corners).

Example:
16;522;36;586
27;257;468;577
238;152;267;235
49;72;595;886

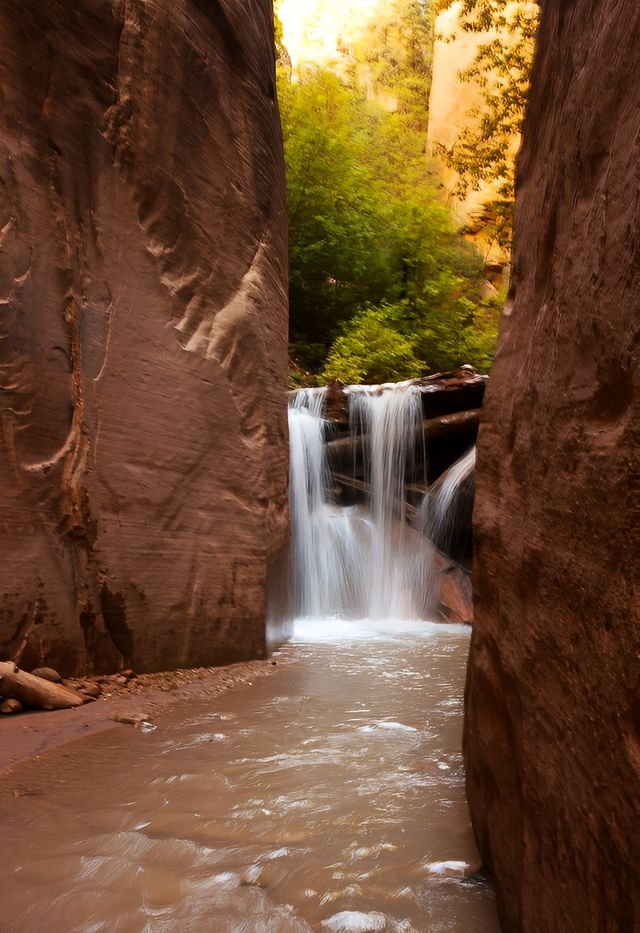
278;0;388;68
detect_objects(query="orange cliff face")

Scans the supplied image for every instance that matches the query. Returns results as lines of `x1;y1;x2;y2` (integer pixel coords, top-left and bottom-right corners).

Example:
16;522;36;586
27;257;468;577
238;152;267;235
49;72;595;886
0;0;289;676
278;0;389;70
280;0;535;272
427;1;537;267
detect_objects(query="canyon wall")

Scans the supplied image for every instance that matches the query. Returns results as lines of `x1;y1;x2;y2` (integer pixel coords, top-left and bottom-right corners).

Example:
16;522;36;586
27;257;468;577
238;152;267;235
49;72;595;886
466;2;639;931
427;1;536;268
0;0;289;676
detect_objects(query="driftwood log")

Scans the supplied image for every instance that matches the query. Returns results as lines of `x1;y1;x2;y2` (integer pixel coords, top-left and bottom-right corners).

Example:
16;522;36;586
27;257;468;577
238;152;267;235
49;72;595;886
333;473;421;523
325;409;481;475
415;369;487;419
0;662;86;710
302;367;488;426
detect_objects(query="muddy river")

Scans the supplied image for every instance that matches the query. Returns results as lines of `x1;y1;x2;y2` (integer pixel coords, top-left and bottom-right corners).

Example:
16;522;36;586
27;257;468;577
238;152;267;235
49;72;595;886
0;620;498;932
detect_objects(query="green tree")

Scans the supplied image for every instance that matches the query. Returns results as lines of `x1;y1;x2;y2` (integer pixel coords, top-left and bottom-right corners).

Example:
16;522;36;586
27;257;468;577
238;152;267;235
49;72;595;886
320;190;492;382
322;304;425;384
277;3;506;383
351;0;434;132
279;69;393;367
434;0;538;203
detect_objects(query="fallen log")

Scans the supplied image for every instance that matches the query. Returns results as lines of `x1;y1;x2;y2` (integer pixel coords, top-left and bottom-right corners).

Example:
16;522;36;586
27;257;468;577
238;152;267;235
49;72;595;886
424;407;481;437
0;662;86;710
333;473;420;522
301;367;487;426
415;367;487;417
325;409;481;475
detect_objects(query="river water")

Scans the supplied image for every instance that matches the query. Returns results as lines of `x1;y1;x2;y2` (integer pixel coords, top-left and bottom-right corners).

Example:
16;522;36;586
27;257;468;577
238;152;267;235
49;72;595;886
0;620;498;932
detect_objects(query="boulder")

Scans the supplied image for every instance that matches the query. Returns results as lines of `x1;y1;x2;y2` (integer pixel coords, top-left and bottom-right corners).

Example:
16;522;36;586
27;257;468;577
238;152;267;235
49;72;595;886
438;567;473;625
29;667;62;684
77;681;101;699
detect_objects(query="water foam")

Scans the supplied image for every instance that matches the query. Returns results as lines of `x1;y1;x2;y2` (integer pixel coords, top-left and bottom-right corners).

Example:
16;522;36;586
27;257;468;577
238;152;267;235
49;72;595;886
288;384;432;623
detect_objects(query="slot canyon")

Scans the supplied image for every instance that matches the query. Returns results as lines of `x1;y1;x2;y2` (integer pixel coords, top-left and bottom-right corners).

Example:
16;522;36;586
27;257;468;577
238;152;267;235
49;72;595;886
0;1;637;932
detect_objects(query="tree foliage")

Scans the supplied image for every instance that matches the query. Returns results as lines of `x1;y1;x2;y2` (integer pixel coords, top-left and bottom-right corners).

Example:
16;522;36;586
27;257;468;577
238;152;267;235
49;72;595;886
350;0;434;131
322;305;425;385
434;0;538;202
279;70;390;366
278;0;512;384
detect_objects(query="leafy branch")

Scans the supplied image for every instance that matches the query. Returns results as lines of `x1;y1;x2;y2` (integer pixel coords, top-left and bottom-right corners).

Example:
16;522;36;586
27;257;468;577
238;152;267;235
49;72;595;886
434;0;538;207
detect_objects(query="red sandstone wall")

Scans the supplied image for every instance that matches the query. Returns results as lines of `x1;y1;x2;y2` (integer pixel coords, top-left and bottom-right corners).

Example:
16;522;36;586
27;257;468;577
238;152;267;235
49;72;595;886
466;2;639;931
0;0;289;675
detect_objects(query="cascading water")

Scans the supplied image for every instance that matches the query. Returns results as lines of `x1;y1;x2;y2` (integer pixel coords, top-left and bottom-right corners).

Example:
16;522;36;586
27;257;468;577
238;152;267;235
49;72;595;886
1;385;495;933
417;445;476;566
429;446;476;526
288;382;433;621
288;387;357;619
348;384;429;618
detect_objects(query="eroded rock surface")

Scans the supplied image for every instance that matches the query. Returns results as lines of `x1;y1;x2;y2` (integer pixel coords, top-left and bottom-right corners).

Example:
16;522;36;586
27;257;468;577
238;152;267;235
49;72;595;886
0;0;288;675
466;2;639;931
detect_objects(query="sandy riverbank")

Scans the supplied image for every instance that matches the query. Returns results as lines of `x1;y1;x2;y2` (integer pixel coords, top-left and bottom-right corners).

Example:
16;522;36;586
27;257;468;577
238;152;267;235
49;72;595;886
0;654;290;775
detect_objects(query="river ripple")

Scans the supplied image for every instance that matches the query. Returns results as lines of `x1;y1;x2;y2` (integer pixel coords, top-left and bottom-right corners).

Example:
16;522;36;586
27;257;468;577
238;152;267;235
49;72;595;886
0;620;498;933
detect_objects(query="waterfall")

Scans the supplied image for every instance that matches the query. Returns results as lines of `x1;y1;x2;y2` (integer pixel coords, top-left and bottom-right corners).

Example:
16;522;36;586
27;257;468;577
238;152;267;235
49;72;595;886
426;446;475;531
417;446;476;566
288;382;433;621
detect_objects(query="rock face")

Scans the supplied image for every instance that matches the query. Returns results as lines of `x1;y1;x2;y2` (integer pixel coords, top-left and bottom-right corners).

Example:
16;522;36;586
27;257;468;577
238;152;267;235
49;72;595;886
427;1;537;267
466;3;639;931
0;1;289;676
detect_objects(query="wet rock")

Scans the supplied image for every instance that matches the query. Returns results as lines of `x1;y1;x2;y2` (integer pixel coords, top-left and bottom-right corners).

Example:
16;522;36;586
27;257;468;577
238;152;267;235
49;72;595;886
113;712;152;727
466;2;640;930
239;864;279;888
30;668;62;683
438;567;473;624
0;698;23;714
77;682;101;699
121;670;136;680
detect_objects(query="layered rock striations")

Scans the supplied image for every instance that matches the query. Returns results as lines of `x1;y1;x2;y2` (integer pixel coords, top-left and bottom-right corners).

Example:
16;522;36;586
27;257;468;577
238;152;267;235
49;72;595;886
466;2;640;931
0;0;289;675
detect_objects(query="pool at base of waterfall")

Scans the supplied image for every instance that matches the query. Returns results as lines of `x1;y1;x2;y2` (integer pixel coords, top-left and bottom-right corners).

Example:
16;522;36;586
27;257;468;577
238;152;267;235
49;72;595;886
0;620;498;933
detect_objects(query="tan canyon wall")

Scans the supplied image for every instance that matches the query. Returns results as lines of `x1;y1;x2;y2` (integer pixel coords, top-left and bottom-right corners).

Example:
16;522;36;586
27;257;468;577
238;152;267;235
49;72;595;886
428;1;536;267
0;0;289;676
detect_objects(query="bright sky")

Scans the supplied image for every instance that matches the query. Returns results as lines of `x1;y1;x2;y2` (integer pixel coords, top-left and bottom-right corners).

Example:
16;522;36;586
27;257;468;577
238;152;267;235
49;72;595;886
278;0;388;68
